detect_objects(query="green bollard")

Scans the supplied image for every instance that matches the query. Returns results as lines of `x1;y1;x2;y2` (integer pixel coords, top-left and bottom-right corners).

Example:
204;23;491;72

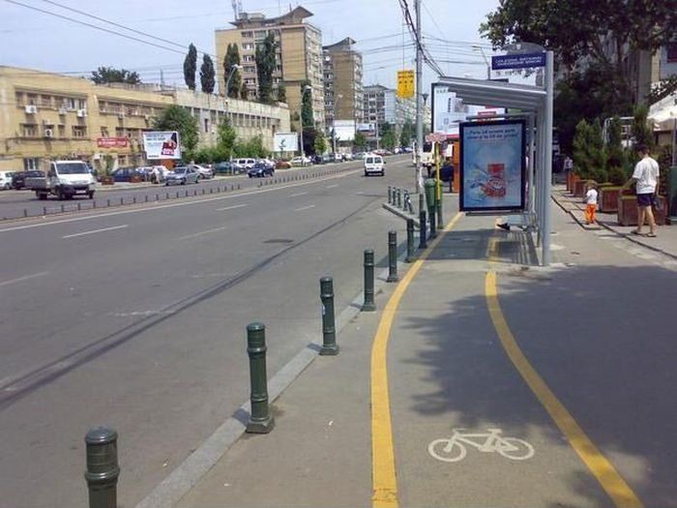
388;186;392;205
429;208;437;239
436;185;443;229
387;230;398;282
419;210;428;249
361;249;376;312
406;218;415;263
84;427;119;508
245;323;275;433
319;277;339;355
419;193;424;215
397;189;402;209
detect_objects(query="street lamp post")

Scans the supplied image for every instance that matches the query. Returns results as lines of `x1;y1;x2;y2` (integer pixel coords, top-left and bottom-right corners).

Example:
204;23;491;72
472;45;491;80
224;64;242;97
332;93;343;155
299;84;312;160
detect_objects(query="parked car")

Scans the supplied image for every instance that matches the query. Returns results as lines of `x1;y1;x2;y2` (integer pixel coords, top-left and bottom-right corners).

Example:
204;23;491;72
111;166;145;183
343;153;354;161
12;170;45;190
191;164;214;180
165;166;200;185
0;171;14;190
291;156;312;167
321;154;333;164
214;161;236;175
248;160;274;178
275;159;292;169
234;158;256;170
312;154;324;165
332;153;343;163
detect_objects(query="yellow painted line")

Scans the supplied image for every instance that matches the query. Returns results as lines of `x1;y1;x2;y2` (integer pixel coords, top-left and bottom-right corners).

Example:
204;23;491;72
484;270;643;508
371;212;462;507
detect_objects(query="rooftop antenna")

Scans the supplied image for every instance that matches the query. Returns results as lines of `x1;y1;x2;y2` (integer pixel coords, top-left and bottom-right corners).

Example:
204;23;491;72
231;0;243;20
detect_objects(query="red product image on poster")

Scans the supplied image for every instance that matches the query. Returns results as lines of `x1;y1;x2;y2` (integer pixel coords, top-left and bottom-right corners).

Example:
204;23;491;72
482;163;506;197
161;133;179;156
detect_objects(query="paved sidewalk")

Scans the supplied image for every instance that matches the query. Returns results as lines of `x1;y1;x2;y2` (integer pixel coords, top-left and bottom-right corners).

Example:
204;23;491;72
138;190;676;508
551;184;677;259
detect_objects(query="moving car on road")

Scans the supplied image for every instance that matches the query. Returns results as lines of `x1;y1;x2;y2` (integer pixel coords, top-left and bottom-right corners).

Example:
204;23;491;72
27;161;95;200
248;161;274;178
0;171;14;190
165;166;200;185
363;154;385;177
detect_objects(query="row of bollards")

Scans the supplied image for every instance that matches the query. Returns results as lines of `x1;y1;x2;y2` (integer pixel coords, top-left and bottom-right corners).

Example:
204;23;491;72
83;222;423;507
387;186;415;215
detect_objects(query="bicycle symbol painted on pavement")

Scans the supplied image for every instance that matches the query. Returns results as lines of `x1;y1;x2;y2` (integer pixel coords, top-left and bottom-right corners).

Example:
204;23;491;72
428;428;535;462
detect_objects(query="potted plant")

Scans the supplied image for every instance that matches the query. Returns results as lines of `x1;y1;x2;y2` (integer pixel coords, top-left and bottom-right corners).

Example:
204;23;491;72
100;155;115;185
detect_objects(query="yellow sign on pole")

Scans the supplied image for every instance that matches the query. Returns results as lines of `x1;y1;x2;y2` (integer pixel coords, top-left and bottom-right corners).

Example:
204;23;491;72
397;70;415;99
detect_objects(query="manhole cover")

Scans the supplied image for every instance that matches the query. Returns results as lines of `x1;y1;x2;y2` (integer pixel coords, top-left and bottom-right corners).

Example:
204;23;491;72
264;239;294;244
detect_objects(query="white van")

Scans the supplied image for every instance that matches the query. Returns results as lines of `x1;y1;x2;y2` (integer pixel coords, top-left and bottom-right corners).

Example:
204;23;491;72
0;171;13;190
363;154;385;177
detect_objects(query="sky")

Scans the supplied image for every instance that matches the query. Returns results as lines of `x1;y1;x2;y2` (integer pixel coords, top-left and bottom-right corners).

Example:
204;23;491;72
0;0;501;91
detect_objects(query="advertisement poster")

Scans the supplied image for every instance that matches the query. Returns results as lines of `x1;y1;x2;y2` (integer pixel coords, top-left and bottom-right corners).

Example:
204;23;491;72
459;120;525;212
273;132;299;152
143;131;181;160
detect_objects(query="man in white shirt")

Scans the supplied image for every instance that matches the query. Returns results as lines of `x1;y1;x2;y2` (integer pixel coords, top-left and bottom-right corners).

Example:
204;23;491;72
623;144;660;237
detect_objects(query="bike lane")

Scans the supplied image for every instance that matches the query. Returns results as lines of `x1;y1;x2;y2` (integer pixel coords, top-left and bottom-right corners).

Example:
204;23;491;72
385;215;625;507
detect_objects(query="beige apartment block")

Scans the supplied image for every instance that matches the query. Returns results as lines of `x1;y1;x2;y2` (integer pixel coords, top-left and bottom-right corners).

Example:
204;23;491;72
215;6;325;131
323;37;364;127
0;66;290;172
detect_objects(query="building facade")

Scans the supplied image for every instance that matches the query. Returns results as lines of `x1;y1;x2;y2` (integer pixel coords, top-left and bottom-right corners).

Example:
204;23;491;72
215;6;325;131
0;66;290;172
362;84;421;140
323;38;364;130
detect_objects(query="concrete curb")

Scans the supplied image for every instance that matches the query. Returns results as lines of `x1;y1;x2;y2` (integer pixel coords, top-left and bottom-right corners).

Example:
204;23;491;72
135;263;398;508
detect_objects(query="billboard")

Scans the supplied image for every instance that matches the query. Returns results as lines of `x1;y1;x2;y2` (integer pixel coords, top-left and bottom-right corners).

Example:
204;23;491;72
274;132;299;152
459;119;526;212
334;120;355;141
431;83;506;137
143;131;181;160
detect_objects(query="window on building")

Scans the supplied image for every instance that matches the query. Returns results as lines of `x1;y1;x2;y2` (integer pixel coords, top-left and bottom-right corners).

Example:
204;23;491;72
72;126;87;138
242;31;253;38
40;95;52;108
101;127;109;137
26;94;37;106
115;127;125;137
244;65;256;74
24;158;40;170
242;43;254;51
15;92;25;106
204;118;209;133
58;125;66;137
22;124;37;137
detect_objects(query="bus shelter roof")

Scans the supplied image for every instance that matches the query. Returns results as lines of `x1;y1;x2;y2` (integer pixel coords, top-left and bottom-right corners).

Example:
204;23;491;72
436;76;547;112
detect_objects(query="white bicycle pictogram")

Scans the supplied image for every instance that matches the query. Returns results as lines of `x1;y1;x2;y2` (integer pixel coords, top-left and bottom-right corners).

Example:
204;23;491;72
428;428;535;462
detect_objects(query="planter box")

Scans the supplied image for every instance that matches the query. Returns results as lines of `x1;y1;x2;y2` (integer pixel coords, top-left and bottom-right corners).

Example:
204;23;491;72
566;172;579;193
130;176;143;183
573;179;588;198
598;186;622;213
617;194;667;226
100;176;114;186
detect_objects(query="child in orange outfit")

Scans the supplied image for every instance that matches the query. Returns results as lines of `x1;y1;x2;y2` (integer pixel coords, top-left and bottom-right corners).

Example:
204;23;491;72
585;184;598;224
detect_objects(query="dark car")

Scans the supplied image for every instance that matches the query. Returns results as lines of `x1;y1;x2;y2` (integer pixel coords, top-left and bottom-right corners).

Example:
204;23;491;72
214;161;237;175
248;161;274;178
111;166;145;183
12;170;45;190
312;154;324;165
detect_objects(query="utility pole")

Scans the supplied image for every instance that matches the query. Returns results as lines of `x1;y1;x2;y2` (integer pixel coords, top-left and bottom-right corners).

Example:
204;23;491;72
414;0;422;194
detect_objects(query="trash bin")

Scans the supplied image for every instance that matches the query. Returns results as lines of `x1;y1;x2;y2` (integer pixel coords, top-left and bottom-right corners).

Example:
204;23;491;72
424;178;437;214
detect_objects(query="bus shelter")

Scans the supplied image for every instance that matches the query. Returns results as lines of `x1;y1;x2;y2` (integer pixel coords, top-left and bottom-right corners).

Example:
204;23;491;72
435;51;554;265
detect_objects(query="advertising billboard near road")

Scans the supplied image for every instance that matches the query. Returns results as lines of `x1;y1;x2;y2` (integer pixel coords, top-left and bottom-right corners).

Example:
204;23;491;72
334;120;356;141
459;119;526;212
273;132;299;152
143;131;181;159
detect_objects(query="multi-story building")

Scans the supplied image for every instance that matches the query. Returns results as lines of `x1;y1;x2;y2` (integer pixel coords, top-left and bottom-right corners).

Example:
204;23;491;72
215;6;325;131
0;66;290;172
362;84;422;142
323;37;364;131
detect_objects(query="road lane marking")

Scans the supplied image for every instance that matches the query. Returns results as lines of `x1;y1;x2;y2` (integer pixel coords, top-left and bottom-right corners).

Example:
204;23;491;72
62;224;128;239
178;225;229;240
484;268;643;508
294;205;316;212
290;191;308;197
326;184;339;189
0;271;49;288
371;212;462;508
215;204;248;212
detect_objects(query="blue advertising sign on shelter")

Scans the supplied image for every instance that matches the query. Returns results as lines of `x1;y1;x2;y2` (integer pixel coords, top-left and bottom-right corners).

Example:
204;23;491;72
492;53;546;70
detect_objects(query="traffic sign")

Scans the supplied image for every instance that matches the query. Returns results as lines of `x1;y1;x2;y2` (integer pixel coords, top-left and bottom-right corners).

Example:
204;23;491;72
491;52;546;70
397;70;415;99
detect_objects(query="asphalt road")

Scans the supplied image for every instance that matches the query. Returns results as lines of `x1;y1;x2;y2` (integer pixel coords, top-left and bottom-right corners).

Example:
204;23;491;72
0;156;416;507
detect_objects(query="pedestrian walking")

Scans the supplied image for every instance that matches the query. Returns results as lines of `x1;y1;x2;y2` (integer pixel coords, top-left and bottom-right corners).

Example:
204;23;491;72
585;183;598;225
623;144;660;237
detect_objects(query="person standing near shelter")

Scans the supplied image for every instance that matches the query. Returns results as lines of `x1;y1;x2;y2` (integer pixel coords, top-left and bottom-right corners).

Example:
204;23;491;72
623;144;660;237
585;183;598;225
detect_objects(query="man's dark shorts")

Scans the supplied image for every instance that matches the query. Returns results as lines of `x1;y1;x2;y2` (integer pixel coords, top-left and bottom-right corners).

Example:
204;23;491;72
637;193;653;207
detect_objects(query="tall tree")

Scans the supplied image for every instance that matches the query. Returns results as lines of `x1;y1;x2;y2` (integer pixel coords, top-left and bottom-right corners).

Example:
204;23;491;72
353;131;368;150
153;105;199;158
300;81;315;155
223;43;242;98
183;43;198;91
216;118;238;160
200;54;216;94
277;82;287;103
399;119;414;147
314;130;327;154
256;33;277;104
91;67;141;85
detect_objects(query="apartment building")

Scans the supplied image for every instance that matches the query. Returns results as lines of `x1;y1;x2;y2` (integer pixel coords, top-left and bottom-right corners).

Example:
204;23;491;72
0;66;290;172
363;84;419;131
323;37;364;130
215;6;325;131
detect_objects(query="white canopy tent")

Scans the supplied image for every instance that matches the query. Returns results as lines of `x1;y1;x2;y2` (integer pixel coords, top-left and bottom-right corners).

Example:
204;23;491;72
436;51;555;265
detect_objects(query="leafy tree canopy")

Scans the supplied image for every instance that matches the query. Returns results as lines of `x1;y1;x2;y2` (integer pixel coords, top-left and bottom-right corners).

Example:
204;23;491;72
183;43;198;91
256;33;277;104
300;80;314;131
200;54;216;94
353;131;368;150
153;105;199;157
223;43;242;98
91;66;141;85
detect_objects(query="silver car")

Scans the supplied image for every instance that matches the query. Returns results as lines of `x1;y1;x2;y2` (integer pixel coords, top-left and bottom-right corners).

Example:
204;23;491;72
165;166;200;185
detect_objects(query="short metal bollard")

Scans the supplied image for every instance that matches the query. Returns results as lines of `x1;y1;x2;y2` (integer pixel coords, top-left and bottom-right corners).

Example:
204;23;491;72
24;208;28;217
61;204;65;213
437;200;443;230
246;323;275;433
387;230;398;282
387;186;392;204
419;210;428;249
84;427;120;508
429;209;437;239
120;197;124;206
419;193;424;215
397;189;402;209
406;218;415;263
133;196;137;204
362;249;376;311
319;277;339;355
78;203;82;211
43;206;47;215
